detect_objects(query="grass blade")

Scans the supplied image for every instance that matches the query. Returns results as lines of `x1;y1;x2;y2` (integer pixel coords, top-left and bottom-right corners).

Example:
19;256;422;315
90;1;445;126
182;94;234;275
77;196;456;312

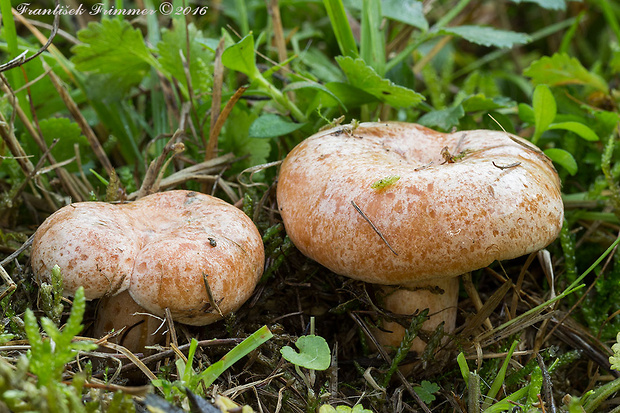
196;326;273;388
323;0;359;58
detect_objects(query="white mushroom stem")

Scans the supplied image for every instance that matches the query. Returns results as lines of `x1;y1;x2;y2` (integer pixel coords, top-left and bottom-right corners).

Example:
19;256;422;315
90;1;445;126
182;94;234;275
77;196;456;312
373;277;459;352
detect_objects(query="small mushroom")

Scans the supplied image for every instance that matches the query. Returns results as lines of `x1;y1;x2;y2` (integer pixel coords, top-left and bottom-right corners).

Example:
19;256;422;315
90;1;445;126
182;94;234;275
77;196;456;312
31;190;264;351
276;122;564;352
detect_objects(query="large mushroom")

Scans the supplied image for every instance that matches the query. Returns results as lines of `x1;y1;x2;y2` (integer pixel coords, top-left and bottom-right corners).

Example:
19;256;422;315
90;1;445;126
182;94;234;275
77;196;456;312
276;122;563;352
31;190;264;351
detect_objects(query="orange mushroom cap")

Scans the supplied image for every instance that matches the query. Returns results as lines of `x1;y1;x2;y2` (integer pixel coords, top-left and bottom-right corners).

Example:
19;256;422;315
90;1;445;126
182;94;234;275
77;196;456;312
276;122;564;286
32;190;265;326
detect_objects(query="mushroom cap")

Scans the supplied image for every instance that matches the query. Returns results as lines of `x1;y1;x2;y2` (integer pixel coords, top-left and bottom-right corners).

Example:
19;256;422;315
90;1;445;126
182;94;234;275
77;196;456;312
32;190;265;326
276;122;564;285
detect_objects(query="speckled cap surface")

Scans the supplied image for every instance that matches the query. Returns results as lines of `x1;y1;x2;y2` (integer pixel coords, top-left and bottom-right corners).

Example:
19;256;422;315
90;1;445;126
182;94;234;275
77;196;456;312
276;122;564;285
32;190;265;326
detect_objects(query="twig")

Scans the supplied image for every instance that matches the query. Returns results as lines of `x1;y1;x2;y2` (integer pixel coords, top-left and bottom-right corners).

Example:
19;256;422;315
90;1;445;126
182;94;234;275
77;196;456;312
43;61;114;177
206;37;226;160
537;354;557;413
0;0;59;72
350;200;398;256
207;86;248;158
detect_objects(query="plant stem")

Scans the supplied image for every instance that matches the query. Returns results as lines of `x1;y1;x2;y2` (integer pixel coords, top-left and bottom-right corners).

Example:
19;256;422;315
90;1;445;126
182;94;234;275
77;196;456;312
434;0;472;29
254;74;307;122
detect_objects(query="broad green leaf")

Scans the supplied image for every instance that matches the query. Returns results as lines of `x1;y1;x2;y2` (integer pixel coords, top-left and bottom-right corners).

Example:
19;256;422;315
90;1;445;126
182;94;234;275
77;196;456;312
532;84;556;143
440;26;530;48
281;335;331;370
508;0;566;10
157;22;214;95
320;82;379;108
221;34;260;79
219;107;271;173
72;19;158;90
249;114;306;138
336;56;424;107
524;53;608;92
544;148;578;175
382;0;428;31
518;103;535;124
462;94;514;112
418;105;465;130
548;121;599;141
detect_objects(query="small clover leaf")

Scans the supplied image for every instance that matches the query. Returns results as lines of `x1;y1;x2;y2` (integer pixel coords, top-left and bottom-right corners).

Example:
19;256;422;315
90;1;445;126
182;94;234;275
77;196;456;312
610;332;620;371
281;335;331;370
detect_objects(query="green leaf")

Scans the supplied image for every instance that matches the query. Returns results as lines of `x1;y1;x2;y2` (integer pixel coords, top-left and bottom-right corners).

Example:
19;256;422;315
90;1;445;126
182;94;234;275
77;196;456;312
462;94;514;112
523;53;609;92
361;0;386;76
418;104;465;131
71;19;158;91
413;380;440;404
548;121;599;141
36;118;92;173
508;0;566;10
196;326;273;388
439;26;530;48
610;333;620;370
382;0;428;31
518;103;535;124
157;22;214;96
284;81;346;109
221;34;260;79
249;114;306;138
323;0;359;58
319;82;379;108
532;84;556;143
544;148;578;175
281;335;331;370
336;56;424;107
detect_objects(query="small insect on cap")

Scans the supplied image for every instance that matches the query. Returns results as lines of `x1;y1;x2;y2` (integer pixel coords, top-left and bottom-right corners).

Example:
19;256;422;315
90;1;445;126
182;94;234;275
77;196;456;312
276;122;564;286
31;190;265;326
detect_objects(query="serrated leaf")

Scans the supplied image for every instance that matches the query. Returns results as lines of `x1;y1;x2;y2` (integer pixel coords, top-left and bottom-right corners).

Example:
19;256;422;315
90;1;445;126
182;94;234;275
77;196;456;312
508;0;566;10
157;22;214;95
382;0;428;31
71;19;158;91
548;121;599;141
418;104;465;130
281;335;331;370
440;26;530;48
249;114;306;138
532;84;556;142
221;34;260;79
413;380;440;404
319;82;379;108
544;148;578;175
523;53;608;92
336;56;424;107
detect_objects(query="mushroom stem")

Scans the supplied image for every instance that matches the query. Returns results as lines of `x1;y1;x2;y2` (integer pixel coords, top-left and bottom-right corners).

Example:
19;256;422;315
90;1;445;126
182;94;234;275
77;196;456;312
93;290;166;353
373;277;460;353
